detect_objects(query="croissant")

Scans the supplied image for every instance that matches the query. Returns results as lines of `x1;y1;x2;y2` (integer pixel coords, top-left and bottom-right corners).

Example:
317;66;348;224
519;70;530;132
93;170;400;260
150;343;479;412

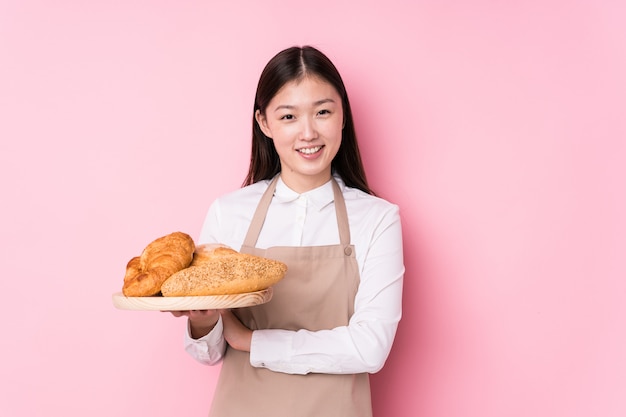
161;244;287;296
122;232;195;296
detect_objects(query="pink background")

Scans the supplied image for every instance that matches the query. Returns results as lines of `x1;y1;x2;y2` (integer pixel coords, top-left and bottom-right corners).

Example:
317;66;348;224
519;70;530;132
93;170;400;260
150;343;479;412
1;1;625;416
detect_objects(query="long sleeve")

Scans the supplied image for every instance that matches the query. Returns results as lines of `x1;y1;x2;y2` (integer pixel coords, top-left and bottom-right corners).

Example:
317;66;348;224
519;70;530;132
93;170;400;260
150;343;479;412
249;205;404;374
183;315;226;366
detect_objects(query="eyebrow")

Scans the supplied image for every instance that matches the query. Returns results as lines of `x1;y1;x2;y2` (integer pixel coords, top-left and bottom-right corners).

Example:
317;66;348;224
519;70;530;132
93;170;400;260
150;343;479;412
273;98;336;112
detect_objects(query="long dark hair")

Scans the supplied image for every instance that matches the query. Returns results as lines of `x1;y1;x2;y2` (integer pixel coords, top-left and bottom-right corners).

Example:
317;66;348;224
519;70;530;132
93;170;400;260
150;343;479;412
243;46;374;195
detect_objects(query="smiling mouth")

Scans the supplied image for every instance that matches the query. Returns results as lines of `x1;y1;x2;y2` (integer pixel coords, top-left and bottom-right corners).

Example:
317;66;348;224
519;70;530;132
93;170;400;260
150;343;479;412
297;145;323;155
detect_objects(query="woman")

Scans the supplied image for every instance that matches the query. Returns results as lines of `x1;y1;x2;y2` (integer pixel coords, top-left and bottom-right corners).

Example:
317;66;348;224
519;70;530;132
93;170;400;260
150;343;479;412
173;45;404;416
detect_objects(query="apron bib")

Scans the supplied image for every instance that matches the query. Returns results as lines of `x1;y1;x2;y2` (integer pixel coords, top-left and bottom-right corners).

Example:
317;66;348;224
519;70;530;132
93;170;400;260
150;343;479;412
208;177;372;417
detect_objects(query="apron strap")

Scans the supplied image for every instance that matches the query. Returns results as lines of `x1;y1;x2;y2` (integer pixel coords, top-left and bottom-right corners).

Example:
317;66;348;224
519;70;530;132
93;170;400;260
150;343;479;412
242;176;279;248
331;178;351;248
242;176;352;250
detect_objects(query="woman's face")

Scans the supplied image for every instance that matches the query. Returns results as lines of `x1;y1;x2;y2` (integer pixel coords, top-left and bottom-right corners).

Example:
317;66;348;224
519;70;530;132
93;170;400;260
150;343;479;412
256;76;343;193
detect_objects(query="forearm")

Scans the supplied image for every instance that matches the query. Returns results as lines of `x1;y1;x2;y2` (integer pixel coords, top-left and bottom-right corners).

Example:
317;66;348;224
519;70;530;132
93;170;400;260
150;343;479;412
249;317;400;375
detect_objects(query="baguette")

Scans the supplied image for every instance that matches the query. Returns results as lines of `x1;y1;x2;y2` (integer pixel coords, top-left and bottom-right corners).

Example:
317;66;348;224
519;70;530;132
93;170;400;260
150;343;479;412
161;247;287;296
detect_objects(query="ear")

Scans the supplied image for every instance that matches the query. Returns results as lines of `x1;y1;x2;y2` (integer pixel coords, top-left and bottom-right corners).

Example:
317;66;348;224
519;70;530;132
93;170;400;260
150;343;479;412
255;109;273;138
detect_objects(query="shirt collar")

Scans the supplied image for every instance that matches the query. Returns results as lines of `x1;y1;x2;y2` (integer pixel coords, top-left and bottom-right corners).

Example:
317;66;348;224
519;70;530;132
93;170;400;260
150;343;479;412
274;176;337;211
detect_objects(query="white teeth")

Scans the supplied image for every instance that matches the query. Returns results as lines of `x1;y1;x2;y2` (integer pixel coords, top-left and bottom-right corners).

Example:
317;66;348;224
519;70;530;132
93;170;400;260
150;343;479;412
298;146;322;155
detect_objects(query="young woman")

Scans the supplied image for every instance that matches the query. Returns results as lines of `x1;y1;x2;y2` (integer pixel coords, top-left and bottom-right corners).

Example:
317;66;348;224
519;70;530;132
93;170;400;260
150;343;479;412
172;45;404;417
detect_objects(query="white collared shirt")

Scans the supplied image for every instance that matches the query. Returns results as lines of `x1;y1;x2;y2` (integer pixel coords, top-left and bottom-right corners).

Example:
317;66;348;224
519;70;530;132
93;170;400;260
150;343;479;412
184;175;404;375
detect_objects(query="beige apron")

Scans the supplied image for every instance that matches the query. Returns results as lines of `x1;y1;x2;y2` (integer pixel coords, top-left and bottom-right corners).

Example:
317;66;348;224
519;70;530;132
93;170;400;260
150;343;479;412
208;176;372;417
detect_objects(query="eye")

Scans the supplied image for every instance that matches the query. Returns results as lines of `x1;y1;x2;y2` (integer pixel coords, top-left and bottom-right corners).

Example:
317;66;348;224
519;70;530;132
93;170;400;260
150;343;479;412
280;114;295;120
317;109;331;116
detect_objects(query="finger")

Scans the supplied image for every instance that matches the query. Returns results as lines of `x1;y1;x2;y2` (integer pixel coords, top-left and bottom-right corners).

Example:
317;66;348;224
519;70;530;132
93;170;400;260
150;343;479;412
189;309;214;318
168;311;186;317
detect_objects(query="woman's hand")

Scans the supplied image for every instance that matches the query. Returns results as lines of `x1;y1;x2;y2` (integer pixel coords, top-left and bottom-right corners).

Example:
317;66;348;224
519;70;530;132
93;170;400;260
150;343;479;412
220;309;252;352
168;310;220;339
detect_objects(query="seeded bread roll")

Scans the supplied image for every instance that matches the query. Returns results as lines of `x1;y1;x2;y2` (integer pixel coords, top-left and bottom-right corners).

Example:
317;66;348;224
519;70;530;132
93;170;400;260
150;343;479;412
161;247;287;296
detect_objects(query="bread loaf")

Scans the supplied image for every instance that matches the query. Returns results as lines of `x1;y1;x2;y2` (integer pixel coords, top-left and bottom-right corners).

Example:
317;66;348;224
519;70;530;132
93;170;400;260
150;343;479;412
190;243;235;266
161;245;287;296
122;232;195;297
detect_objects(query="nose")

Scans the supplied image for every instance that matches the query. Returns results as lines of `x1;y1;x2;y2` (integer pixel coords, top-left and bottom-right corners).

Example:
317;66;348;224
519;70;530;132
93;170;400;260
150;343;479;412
300;117;318;141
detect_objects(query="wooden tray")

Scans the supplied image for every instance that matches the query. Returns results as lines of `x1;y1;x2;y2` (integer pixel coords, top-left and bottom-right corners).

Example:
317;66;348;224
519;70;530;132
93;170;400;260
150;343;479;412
112;287;273;311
